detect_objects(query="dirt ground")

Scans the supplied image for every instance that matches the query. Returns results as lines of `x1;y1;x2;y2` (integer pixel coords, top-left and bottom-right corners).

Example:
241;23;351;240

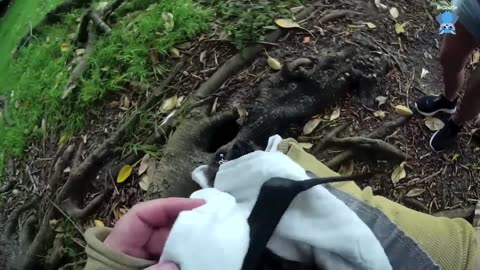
3;0;480;239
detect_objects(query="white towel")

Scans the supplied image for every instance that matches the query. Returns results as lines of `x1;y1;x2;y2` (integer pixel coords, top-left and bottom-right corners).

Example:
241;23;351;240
160;139;391;270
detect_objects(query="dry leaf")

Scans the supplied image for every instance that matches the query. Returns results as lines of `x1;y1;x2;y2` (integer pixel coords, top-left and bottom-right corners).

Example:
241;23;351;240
375;96;387;106
63;167;71;173
391;162;406;184
373;110;386;119
366;22;377;29
162;12;174;32
200;51;207;65
424;117;444;131
138;154;150;175
394;23;405;34
211;97;219;114
338;160;354;176
473;51;480;63
236;104;248;125
421;68;429;79
94;220;105;227
107;100;120;109
161;95;178;113
121;95;131;109
76;48;86;56
176;42;192;49
303;36;311;44
139;174;150;191
389;7;399;19
394;105;413;116
275;18;302;29
406;188;425;197
299;142;313;149
176;96;185;108
160;110;176;127
374;0;388;9
267;56;282;70
169;47;180;58
60;43;70;52
303;117;322;135
330;108;341;121
117;165;132;183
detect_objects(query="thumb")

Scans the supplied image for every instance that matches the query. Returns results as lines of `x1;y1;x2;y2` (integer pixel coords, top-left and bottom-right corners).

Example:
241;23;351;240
144;262;179;270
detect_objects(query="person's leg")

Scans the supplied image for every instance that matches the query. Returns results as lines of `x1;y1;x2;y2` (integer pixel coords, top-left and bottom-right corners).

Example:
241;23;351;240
440;23;480;101
452;66;480;124
415;22;478;117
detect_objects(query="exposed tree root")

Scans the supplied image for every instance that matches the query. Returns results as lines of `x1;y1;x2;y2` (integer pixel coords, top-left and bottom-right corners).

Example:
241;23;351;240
63;193;106;222
325;117;409;170
4;196;39;240
14;0;95;54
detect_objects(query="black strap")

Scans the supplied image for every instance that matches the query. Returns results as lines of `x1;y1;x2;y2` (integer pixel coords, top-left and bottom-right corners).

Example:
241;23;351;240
241;174;371;270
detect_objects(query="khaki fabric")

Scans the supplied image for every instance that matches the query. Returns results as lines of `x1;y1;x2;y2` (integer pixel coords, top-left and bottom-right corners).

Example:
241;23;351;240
279;138;480;270
83;227;156;270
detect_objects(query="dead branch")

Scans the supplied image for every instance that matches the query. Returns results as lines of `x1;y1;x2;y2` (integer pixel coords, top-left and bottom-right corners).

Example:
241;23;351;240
63;32;97;99
194;5;315;99
14;0;94;53
48;144;75;191
326;117;409;170
57;62;184;203
90;10;112;34
330;136;406;160
311;122;350;155
63;193;105;221
4;196;39;240
18;215;37;255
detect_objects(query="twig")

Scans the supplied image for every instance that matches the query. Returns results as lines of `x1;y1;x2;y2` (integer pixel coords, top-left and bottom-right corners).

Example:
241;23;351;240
47;197;84;235
25;165;38;191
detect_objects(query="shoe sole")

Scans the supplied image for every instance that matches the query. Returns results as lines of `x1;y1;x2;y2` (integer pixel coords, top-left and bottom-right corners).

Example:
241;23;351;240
415;103;456;116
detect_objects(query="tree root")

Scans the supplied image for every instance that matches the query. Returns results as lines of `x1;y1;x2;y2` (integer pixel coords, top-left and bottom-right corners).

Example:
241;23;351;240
325;117;409;170
63;192;106;222
194;5;315;100
14;0;95;54
49;144;75;191
318;9;364;24
4;196;39;240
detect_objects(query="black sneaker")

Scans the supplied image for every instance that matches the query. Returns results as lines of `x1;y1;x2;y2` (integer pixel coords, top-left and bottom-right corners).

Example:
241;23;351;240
415;95;457;116
429;119;462;152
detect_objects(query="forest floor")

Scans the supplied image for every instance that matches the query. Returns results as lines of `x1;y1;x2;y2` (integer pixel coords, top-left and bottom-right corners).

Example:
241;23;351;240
2;0;480;268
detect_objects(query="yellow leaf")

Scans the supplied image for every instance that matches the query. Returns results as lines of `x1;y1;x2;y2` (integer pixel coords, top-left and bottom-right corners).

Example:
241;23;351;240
94;220;105;227
298;142;313;149
394;105;413;116
138;154;150;175
330;108;341;121
395;23;405;34
389;7;399;19
424;117;444;131
373;110;386;119
338;160;354;176
451;153;460;162
275;18;302;29
169;47;180;58
366;22;377;29
117;165;133;183
406;188;425;197
161;95;178;113
391;162;406;184
303;117;322;135
58;134;68;145
162;12;174;32
139;174;150;191
267;56;282;70
60;43;70;52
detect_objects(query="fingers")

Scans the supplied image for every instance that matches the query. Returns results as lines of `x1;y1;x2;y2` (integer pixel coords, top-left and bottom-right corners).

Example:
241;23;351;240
144;262;179;270
132;197;205;227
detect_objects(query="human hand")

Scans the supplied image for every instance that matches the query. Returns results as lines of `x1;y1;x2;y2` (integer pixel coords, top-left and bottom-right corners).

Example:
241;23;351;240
104;198;205;269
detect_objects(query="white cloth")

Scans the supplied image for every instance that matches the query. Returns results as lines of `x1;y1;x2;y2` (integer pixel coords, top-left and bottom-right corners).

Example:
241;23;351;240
160;139;391;270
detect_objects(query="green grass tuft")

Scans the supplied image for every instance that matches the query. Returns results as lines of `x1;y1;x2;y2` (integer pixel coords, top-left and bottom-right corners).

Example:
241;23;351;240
0;0;211;178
